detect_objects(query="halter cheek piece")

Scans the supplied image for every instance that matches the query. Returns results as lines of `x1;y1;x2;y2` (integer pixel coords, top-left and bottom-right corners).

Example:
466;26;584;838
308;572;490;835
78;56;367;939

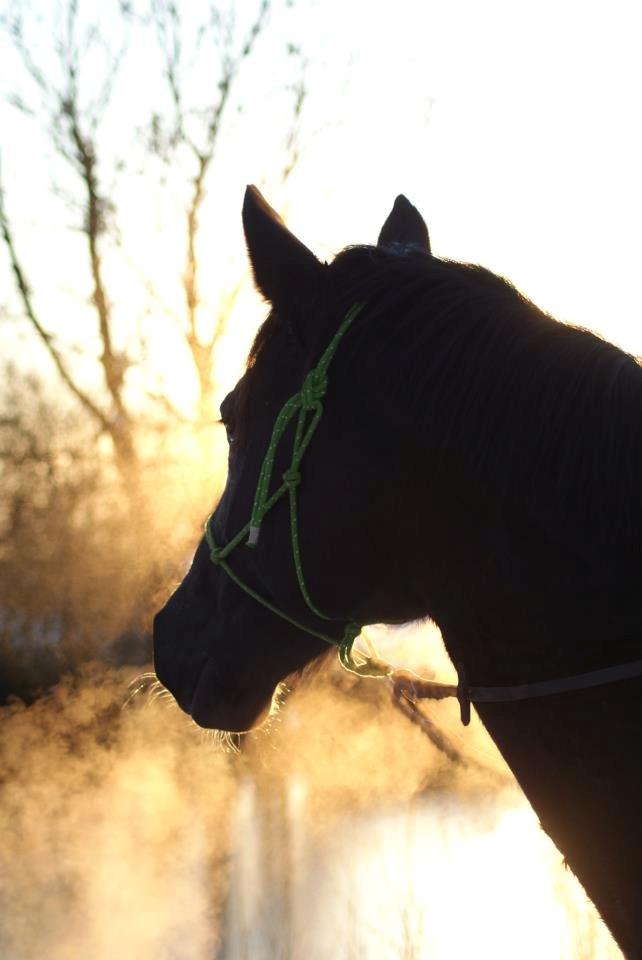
206;303;642;724
205;303;387;680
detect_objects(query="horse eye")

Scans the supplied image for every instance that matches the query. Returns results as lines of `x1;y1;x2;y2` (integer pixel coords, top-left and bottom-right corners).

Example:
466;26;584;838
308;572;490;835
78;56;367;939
217;417;237;446
217;419;236;444
219;393;238;446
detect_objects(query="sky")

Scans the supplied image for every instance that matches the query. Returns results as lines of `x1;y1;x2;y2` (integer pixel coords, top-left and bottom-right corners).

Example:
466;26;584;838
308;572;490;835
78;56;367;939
1;0;641;412
288;0;642;348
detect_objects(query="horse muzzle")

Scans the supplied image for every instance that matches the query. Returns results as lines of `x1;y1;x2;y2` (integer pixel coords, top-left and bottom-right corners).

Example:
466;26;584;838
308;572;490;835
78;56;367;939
153;605;277;732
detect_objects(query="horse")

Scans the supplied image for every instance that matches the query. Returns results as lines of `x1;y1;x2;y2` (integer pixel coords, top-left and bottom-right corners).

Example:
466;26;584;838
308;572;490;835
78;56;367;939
154;186;642;958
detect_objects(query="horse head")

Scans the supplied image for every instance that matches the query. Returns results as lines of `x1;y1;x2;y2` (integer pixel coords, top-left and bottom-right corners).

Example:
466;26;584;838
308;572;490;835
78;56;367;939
154;187;436;732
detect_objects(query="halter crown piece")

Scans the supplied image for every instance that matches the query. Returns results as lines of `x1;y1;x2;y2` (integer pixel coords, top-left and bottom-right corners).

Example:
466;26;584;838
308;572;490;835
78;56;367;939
205;303;390;680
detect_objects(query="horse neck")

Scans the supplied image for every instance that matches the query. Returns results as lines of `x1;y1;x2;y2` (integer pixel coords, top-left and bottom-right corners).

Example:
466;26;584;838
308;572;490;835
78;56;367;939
474;676;642;959
425;484;642;957
390;289;642;956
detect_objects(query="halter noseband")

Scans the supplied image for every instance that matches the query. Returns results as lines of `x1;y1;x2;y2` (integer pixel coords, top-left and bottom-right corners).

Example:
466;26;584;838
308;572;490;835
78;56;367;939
205;301;642;723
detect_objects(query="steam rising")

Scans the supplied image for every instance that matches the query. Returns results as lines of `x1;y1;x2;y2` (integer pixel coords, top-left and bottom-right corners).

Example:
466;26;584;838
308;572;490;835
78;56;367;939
0;639;622;959
0;666;234;959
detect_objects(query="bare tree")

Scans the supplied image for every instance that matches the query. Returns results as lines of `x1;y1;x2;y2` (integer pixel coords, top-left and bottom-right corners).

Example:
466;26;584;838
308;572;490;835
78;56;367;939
0;0;307;683
1;1;138;481
150;0;271;419
0;0;306;477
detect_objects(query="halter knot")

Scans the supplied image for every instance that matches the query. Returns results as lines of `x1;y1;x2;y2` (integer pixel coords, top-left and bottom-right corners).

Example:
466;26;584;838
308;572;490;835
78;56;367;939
282;468;301;488
338;621;363;667
300;369;328;410
209;547;224;565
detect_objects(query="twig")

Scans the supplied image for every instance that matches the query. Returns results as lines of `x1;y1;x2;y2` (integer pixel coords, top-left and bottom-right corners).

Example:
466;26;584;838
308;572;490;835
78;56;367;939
390;678;463;764
0;165;110;431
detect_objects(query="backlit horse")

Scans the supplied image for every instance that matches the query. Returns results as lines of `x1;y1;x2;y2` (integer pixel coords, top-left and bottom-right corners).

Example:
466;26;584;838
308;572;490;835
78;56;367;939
155;187;642;957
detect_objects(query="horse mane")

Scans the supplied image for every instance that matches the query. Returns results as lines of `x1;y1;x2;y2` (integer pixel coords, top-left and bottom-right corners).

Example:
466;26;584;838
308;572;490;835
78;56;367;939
244;243;642;571
328;246;642;569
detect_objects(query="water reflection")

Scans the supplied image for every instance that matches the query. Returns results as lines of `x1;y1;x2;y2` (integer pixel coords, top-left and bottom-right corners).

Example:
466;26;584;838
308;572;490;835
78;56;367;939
224;779;622;960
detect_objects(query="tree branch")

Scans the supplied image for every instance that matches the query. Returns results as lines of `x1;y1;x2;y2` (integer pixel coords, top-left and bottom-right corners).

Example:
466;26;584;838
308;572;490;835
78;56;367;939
390;681;463;764
175;0;271;412
53;17;137;471
61;92;129;413
282;66;307;184
0;174;111;431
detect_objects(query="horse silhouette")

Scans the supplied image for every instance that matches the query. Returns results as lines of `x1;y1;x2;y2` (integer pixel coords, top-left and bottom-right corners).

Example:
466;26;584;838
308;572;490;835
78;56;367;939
155;186;642;957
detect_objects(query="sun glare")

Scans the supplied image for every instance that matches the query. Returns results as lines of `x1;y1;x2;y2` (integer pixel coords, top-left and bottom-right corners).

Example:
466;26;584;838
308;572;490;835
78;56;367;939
227;780;621;960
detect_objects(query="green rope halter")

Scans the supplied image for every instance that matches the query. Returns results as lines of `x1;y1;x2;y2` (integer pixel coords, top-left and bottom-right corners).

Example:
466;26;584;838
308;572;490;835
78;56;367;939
205;302;391;680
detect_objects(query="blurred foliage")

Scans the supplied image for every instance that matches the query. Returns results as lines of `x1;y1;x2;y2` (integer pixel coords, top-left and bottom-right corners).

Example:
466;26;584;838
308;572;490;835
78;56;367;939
0;364;224;702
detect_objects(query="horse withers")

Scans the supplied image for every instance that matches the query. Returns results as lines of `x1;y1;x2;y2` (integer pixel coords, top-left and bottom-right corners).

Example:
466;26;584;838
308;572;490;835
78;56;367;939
154;186;642;958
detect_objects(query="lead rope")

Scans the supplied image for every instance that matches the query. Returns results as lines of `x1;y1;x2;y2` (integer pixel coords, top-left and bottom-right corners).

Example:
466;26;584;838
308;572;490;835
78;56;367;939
206;303;391;680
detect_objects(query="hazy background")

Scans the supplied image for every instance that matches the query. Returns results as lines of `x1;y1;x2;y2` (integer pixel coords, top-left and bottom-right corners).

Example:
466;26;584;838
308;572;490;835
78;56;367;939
0;0;639;956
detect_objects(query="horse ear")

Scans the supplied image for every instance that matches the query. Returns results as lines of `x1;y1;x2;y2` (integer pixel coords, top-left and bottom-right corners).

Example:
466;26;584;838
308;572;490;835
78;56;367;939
242;185;323;307
377;195;431;254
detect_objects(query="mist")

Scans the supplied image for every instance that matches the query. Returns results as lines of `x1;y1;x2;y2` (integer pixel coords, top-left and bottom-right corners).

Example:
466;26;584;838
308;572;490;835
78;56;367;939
0;666;233;959
0;2;636;953
0;640;622;959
